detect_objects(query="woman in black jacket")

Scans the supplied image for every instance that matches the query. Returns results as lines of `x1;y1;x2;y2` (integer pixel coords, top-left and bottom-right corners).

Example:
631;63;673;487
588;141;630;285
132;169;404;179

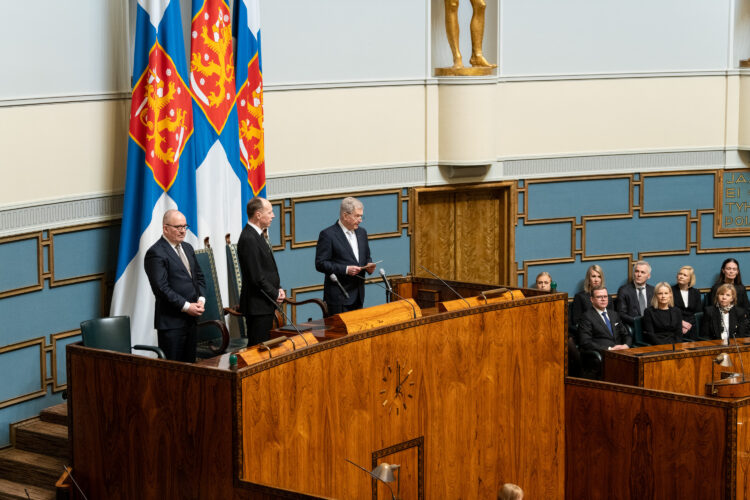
671;265;702;339
570;264;604;332
642;282;683;346
702;283;750;341
706;258;750;311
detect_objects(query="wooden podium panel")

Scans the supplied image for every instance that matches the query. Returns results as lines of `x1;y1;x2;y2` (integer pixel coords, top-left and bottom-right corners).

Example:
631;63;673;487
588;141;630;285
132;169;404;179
604;339;750;395
567;378;745;500
67;278;566;499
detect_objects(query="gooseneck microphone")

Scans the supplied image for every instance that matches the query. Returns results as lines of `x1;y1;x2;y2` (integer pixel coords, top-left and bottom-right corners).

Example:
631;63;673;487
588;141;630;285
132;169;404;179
260;289;308;346
354;270;417;319
330;273;350;300
418;264;471;309
730;319;747;382
379;268;393;303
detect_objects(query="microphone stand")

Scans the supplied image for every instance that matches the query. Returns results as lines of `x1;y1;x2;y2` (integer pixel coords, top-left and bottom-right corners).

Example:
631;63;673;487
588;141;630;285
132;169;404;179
329;273;351;300
354;270;418;319
418;265;471;309
260;289;309;347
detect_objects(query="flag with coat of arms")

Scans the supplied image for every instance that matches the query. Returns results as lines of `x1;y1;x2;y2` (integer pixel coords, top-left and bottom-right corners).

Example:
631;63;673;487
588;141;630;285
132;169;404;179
111;0;198;348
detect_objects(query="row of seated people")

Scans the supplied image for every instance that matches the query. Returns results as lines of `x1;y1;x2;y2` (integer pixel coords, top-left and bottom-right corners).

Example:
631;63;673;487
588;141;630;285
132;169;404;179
535;258;750;375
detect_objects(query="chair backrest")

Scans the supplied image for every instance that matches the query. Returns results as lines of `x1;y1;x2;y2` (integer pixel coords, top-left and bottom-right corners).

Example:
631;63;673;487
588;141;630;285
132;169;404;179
225;241;247;337
80;316;132;353
632;315;646;346
194;247;226;344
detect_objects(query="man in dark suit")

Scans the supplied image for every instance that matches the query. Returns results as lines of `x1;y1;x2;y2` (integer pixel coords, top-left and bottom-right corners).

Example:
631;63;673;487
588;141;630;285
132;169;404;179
238;197;285;346
616;260;655;327
315;197;375;315
578;287;632;352
144;209;206;362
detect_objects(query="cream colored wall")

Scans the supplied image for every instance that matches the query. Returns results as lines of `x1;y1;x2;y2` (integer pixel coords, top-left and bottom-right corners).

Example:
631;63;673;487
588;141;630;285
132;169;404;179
263;85;428;173
496;76;729;158
2;74;744;209
0;100;129;207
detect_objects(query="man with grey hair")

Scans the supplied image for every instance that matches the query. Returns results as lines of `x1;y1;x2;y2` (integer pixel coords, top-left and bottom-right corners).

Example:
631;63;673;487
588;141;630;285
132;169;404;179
315;197;376;314
615;260;654;327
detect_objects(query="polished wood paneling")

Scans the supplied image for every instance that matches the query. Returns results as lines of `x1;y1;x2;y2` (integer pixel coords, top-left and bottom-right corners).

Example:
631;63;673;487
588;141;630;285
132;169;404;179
413;190;455;279
238;291;565;499
738;404;750;498
567;379;732;500
412;184;512;286
604;339;750;396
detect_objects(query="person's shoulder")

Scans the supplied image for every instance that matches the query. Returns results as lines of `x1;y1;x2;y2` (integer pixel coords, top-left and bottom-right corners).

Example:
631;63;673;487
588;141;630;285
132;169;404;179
617;282;634;293
146;236;166;255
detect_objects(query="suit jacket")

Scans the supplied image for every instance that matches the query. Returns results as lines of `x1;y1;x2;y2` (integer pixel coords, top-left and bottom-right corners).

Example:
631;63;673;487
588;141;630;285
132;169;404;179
237;224;281;317
615;282;654;326
671;285;702;326
701;305;750;340
577;307;632;352
315;221;371;306
642;306;683;346
144;237;206;330
570;290;593;331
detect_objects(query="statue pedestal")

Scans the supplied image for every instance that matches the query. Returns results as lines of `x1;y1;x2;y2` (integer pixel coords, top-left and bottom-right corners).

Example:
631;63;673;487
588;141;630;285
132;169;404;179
434;66;495;77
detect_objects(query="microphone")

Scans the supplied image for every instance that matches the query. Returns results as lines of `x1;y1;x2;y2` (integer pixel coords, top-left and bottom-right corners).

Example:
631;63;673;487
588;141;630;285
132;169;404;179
354;271;417;319
330;273;350;299
418;264;471;309
731;319;746;382
379;268;393;303
260;289;308;347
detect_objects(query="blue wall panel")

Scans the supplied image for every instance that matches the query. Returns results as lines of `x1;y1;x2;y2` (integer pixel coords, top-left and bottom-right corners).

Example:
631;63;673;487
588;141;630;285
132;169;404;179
585;214;687;255
527;178;630;222
53;227;119;280
643;174;714;214
515;222;572;261
0;281;101;346
527;258;630;298
0;238;39;292
700;213;750;249
0;344;43;402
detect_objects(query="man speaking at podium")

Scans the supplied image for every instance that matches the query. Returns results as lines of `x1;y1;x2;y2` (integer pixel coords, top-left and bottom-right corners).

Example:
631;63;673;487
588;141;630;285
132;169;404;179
315;197;376;315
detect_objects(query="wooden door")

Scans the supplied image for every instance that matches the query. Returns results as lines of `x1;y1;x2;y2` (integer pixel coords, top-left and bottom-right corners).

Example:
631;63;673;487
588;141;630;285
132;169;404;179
412;184;513;285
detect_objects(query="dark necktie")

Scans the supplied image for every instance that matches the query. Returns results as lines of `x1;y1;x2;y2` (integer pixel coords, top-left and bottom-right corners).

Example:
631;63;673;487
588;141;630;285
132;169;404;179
602;310;613;337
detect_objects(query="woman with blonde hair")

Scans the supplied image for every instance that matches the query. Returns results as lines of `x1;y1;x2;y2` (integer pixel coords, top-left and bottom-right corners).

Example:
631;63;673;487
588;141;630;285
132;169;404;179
642;282;683;345
671;266;701;338
702;283;750;341
570;264;605;330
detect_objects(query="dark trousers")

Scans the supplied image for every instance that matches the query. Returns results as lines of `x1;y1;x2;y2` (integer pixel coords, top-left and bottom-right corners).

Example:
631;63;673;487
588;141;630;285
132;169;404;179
328;295;364;315
157;325;197;363
245;313;275;347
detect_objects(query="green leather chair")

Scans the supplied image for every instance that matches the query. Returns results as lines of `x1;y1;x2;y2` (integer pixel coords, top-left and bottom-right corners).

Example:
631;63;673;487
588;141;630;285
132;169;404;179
194;244;245;358
80;316;165;358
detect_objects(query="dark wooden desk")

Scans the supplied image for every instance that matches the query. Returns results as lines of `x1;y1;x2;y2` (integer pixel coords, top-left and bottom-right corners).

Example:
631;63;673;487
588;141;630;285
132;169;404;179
603;338;750;396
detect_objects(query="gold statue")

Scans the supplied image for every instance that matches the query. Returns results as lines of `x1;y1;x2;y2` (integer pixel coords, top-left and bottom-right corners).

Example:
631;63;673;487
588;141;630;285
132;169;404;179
436;0;497;76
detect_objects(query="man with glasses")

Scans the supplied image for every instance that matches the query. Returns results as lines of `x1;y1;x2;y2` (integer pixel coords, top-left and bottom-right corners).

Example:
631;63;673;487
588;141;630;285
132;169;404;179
315;197;376;314
578;286;631;353
144;209;206;362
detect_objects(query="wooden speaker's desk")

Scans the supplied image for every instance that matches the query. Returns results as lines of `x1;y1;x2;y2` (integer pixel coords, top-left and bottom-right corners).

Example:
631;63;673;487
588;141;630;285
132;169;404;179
603;338;750;395
67;278;566;499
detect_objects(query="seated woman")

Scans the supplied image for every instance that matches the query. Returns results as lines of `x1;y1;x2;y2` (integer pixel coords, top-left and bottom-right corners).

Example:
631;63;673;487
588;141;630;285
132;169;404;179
534;271;552;292
671;265;702;339
706;258;750;311
570;265;604;331
702;283;750;341
642;282;683;346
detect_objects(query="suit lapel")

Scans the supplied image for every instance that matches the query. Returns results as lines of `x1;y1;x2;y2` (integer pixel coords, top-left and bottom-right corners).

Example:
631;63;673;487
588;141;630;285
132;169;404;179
162;237;191;277
334;224;357;262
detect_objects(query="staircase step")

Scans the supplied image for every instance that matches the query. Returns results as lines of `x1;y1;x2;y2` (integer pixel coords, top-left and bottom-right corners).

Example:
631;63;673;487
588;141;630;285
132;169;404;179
0;449;66;490
14;420;68;460
39;404;67;427
0;478;55;500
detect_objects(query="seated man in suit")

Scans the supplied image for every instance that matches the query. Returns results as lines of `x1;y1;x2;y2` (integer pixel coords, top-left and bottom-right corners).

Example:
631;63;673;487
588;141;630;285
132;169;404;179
144;209;206;362
578;286;631;353
616;260;654;327
315;197;376;315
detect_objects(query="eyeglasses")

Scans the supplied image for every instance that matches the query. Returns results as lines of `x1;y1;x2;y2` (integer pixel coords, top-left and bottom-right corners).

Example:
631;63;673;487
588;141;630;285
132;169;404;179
346;212;364;221
166;224;189;231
